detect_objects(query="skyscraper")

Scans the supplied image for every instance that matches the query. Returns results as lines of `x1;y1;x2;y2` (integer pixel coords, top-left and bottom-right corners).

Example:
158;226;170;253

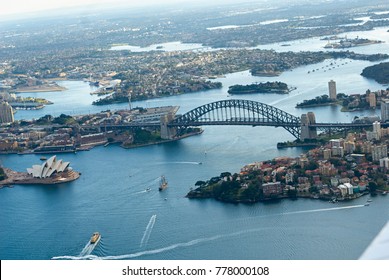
328;80;337;100
0;101;14;124
381;99;389;122
368;92;376;108
373;121;381;140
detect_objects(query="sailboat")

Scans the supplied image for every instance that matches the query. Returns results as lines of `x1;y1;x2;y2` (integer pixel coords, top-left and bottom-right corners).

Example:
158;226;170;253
159;175;168;191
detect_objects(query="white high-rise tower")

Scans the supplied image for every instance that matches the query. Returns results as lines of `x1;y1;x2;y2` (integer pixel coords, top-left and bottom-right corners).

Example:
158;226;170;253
328;80;337;100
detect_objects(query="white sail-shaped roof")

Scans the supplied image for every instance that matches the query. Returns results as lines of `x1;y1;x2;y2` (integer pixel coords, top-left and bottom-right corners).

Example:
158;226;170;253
27;156;71;178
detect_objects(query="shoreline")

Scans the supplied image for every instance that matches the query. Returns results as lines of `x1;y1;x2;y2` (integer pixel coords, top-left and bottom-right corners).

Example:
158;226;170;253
2;130;204;155
296;102;338;108
14;86;67;93
121;130;204;149
0;168;80;186
186;191;369;204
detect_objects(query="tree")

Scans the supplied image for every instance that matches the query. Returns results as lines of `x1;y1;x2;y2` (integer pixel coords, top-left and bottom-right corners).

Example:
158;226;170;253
195;180;206;187
368;182;378;194
36;114;53;125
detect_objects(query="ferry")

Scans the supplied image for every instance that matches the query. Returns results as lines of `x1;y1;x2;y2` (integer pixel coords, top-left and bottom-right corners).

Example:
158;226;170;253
40;156;47;161
90;232;101;244
159;175;168;191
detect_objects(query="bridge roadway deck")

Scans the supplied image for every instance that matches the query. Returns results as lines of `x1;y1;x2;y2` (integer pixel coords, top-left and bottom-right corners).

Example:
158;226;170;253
94;121;378;129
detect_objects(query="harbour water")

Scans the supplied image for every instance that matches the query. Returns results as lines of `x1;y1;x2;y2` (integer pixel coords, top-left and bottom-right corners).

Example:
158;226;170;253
1;29;389;260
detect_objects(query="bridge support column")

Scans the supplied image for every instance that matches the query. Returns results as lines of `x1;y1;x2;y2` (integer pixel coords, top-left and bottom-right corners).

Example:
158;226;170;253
161;112;177;140
300;112;317;141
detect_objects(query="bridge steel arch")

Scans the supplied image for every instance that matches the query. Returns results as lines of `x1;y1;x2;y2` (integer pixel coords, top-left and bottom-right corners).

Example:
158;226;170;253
170;99;301;138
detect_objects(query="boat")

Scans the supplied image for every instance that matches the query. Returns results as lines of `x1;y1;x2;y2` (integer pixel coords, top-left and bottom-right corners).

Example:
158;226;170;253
146;188;151;192
159;175;168;191
40;156;47;161
367;199;373;203
90;232;101;244
382;191;387;195
364;203;370;206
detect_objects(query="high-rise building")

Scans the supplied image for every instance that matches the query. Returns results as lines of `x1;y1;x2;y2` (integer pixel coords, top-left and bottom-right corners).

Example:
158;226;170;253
0;101;14;124
368;92;376;108
381;99;389;122
328;80;337;100
373;121;381;140
372;144;388;162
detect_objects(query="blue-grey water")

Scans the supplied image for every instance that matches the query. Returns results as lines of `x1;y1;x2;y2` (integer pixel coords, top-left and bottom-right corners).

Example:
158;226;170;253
1;28;389;260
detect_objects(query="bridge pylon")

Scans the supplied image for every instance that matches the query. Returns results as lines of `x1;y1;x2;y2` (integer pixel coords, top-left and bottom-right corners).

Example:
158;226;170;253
300;112;317;140
161;112;177;139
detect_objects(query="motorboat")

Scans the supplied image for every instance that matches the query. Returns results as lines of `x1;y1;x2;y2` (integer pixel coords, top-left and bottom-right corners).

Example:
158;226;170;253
90;232;101;244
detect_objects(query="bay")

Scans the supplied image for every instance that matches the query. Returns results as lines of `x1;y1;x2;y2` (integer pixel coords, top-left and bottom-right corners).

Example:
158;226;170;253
1;34;389;260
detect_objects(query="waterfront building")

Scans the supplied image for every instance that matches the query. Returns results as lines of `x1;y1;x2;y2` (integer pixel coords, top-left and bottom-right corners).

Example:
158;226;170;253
131;106;179;124
371;144;388;162
261;182;283;197
337;183;354;197
358;182;367;192
0;101;14;124
328;80;337;100
381;99;389;122
368;92;377;108
27;156;70;178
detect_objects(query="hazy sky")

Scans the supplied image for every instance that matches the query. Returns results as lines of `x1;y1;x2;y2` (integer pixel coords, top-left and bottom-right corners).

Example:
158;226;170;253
0;0;210;16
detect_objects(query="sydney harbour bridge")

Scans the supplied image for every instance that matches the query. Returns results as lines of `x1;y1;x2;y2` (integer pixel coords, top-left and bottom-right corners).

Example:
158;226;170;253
102;99;378;140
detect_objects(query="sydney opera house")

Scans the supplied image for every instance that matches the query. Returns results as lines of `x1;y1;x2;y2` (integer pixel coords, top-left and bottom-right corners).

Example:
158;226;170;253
27;156;70;178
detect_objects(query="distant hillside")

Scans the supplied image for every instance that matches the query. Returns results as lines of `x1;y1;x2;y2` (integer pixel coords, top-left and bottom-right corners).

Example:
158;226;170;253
361;62;389;84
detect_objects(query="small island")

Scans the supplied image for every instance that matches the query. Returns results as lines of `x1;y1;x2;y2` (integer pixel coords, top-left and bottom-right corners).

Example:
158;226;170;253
228;82;292;95
324;37;383;49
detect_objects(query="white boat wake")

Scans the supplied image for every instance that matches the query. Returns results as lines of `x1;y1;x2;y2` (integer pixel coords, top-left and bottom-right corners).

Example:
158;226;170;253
140;214;157;248
52;204;366;260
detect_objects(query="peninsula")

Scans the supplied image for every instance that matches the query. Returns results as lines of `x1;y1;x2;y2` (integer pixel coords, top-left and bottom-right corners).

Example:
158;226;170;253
0;156;80;186
361;62;389;84
187;129;389;204
296;94;337;108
